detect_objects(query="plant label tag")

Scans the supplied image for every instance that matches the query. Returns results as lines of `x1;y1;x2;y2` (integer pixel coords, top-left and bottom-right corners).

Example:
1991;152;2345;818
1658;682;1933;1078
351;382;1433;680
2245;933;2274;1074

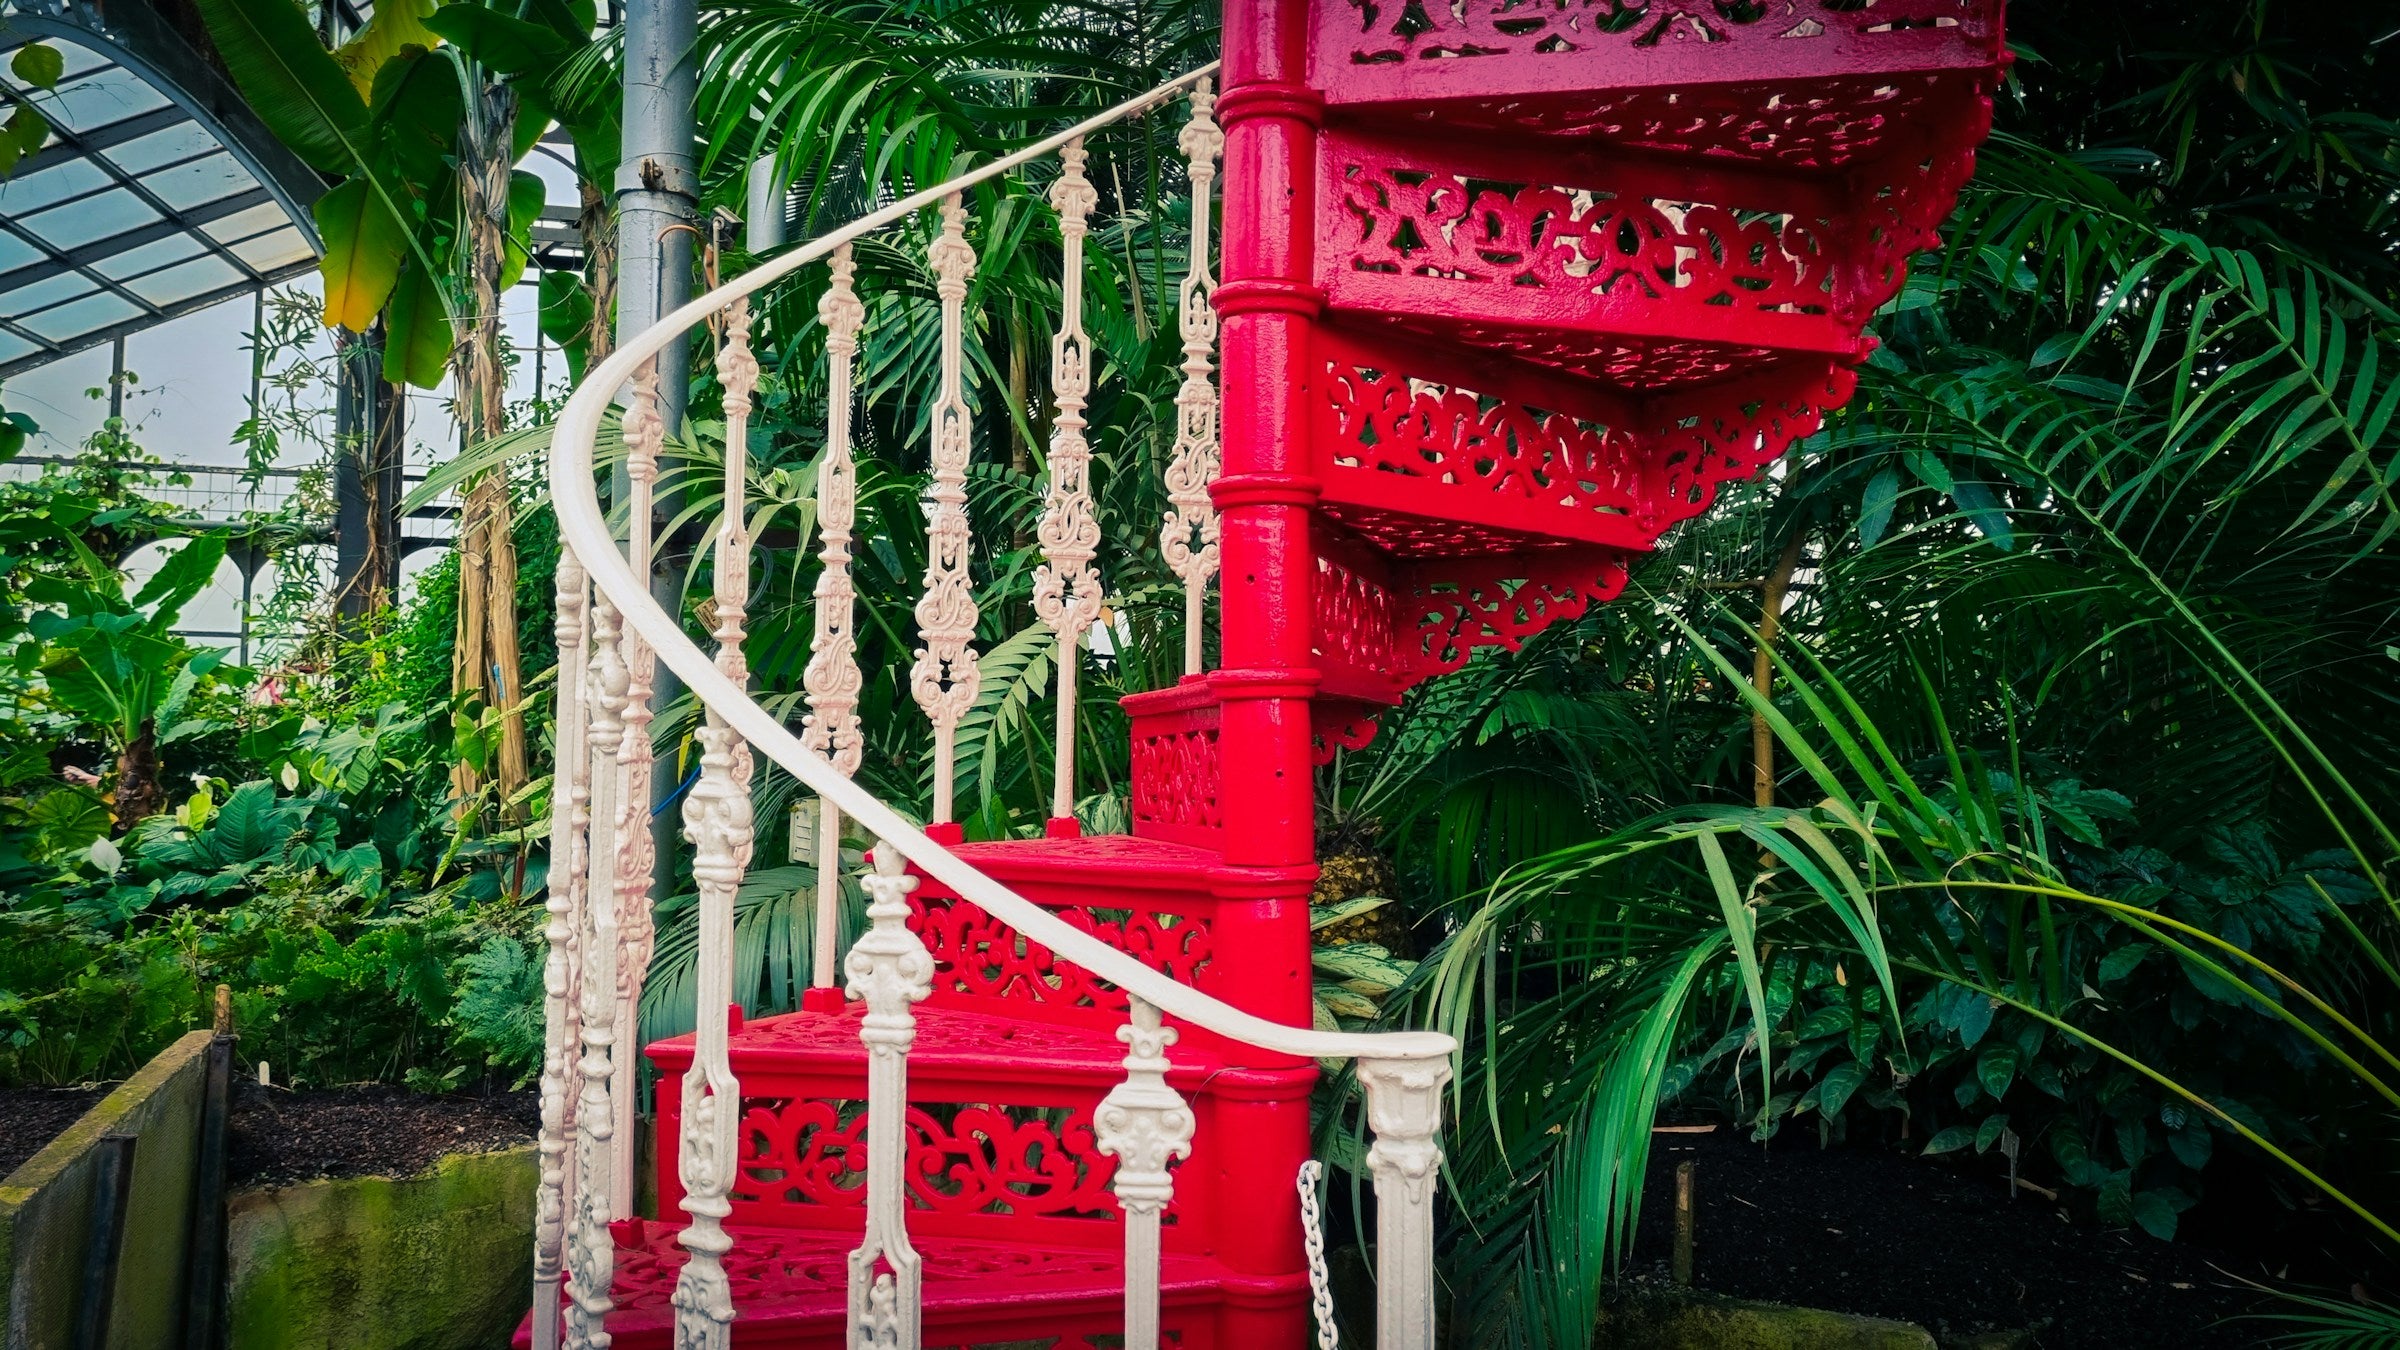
789;798;819;862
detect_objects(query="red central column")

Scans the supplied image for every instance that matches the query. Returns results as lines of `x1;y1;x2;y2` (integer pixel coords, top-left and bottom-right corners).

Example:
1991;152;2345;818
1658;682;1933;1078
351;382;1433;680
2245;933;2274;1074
1200;0;1320;1338
1213;0;1319;892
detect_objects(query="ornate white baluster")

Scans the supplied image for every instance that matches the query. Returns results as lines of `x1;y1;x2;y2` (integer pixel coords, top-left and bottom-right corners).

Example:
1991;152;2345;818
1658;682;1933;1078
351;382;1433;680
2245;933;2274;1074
845;845;934;1350
566;583;629;1350
1161;81;1224;678
911;195;981;827
804;245;868;997
1356;1058;1452;1350
1034;139;1105;827
533;554;592;1350
668;301;761;1349
1095;996;1195;1350
610;363;665;1220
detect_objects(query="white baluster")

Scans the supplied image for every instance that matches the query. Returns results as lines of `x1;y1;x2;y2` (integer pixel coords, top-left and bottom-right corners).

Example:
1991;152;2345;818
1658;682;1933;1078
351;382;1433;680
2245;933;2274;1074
804;245;868;996
911;195;981;827
1034;139;1105;827
566;584;629;1350
610;363;666;1221
1094;996;1195;1350
533;553;591;1350
845;845;935;1350
1161;80;1224;678
1356;1058;1452;1350
669;300;762;1349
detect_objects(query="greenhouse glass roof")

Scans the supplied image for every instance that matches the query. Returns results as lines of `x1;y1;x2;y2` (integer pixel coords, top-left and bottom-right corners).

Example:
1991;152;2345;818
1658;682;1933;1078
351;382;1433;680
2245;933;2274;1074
0;1;325;378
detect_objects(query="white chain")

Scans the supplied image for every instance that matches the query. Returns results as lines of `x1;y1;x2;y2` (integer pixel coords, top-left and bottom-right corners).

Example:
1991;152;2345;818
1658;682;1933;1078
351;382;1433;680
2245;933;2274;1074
1298;1159;1341;1350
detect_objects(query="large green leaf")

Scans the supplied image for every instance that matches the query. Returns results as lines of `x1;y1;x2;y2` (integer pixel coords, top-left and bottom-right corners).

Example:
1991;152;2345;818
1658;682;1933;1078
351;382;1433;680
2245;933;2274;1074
496;170;546;295
313;178;411;332
367;45;465;186
333;0;440;96
536;268;594;383
424;5;570;77
132;533;227;629
382;259;456;389
191;0;369;177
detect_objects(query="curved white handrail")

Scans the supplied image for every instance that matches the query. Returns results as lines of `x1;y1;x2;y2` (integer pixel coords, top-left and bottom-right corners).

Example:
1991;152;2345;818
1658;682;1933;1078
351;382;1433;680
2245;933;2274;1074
550;64;1454;1067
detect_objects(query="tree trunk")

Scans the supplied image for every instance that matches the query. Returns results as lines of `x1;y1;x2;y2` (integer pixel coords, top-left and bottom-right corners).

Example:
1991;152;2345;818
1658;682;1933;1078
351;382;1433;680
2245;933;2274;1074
579;176;616;366
449;82;530;819
114;717;162;827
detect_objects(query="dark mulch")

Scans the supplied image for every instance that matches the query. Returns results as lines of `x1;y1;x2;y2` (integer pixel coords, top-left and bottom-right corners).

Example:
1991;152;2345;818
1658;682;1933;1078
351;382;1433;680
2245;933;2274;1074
0;1086;111;1177
227;1079;540;1187
1626;1126;2303;1348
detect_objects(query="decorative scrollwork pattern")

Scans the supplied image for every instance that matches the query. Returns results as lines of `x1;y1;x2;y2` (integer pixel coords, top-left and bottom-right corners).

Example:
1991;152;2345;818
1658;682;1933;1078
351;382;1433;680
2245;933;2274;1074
1322;361;1645;530
729;1097;1140;1225
1129;728;1223;835
1334;159;1837;318
909;895;1213;1013
1325;0;1998;73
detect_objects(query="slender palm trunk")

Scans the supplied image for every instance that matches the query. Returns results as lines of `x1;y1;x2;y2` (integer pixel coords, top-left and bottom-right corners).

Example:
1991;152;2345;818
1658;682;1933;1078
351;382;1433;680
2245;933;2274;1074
450;82;529;817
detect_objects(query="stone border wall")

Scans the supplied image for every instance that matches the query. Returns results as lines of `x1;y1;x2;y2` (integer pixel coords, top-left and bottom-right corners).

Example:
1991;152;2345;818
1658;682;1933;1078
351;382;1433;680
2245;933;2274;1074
0;1029;215;1350
225;1144;537;1350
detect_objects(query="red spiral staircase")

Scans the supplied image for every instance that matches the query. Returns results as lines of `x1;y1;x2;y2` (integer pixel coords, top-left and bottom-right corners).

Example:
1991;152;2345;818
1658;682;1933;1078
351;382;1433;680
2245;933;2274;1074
560;2;2004;1345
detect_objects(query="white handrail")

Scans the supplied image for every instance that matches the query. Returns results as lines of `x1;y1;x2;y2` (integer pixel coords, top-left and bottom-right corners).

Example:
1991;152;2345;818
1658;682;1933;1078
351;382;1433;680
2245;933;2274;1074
548;62;1453;1067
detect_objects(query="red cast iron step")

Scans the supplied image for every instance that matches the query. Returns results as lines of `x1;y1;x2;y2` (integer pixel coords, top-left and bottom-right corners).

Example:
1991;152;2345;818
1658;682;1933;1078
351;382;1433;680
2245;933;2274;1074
516;1221;1280;1349
651;1002;1226;1090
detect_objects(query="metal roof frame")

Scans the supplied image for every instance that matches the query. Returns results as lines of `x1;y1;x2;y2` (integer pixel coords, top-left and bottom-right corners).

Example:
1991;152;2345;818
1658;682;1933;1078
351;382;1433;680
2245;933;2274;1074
0;0;326;378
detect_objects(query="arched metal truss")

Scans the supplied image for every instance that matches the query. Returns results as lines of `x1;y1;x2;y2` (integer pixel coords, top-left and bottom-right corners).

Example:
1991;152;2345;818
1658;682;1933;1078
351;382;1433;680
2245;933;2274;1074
0;0;326;378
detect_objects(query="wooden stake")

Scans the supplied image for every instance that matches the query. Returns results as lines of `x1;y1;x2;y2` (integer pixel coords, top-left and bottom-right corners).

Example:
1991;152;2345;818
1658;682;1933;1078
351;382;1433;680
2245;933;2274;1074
1672;1161;1696;1286
212;984;231;1035
1752;529;1808;810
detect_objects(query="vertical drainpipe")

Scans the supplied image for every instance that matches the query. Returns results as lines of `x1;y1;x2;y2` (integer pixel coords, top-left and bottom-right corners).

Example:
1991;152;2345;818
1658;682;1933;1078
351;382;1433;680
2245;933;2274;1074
616;0;697;1218
619;3;697;878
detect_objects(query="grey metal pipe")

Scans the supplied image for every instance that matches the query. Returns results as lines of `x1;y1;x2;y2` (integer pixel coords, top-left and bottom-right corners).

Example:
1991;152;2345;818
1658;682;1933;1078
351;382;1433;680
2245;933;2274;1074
616;0;697;913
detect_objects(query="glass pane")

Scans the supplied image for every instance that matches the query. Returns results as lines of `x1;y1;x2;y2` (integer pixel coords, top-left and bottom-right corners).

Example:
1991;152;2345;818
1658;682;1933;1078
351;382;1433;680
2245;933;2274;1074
140;152;258;212
0;157;110;212
0;272;95;315
200;201;286;245
42;68;172;135
20;189;161;248
102;121;220;176
0;331;39;365
21;290;141;341
230;227;311;271
0;42;107;94
123;255;244;307
0;231;43;274
91;232;205;281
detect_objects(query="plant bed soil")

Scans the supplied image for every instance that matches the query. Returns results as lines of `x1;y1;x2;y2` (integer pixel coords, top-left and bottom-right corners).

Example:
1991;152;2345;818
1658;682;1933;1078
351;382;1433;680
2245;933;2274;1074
0;1085;110;1177
1628;1126;2285;1348
227;1079;539;1188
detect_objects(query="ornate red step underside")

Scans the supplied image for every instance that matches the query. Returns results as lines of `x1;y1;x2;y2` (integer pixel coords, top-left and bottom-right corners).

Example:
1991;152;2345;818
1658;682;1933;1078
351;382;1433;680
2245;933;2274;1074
1310;0;2003;166
516;1223;1260;1349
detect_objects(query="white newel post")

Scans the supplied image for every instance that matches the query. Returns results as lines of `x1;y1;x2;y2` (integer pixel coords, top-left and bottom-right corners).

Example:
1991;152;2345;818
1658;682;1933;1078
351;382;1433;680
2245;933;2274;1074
610;363;666;1220
1161;80;1224;678
1034;139;1104;824
669;299;762;1349
533;553;592;1350
911;195;981;828
1356;1058;1450;1350
566;578;631;1349
803;245;867;995
845;846;935;1350
1095;996;1194;1350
